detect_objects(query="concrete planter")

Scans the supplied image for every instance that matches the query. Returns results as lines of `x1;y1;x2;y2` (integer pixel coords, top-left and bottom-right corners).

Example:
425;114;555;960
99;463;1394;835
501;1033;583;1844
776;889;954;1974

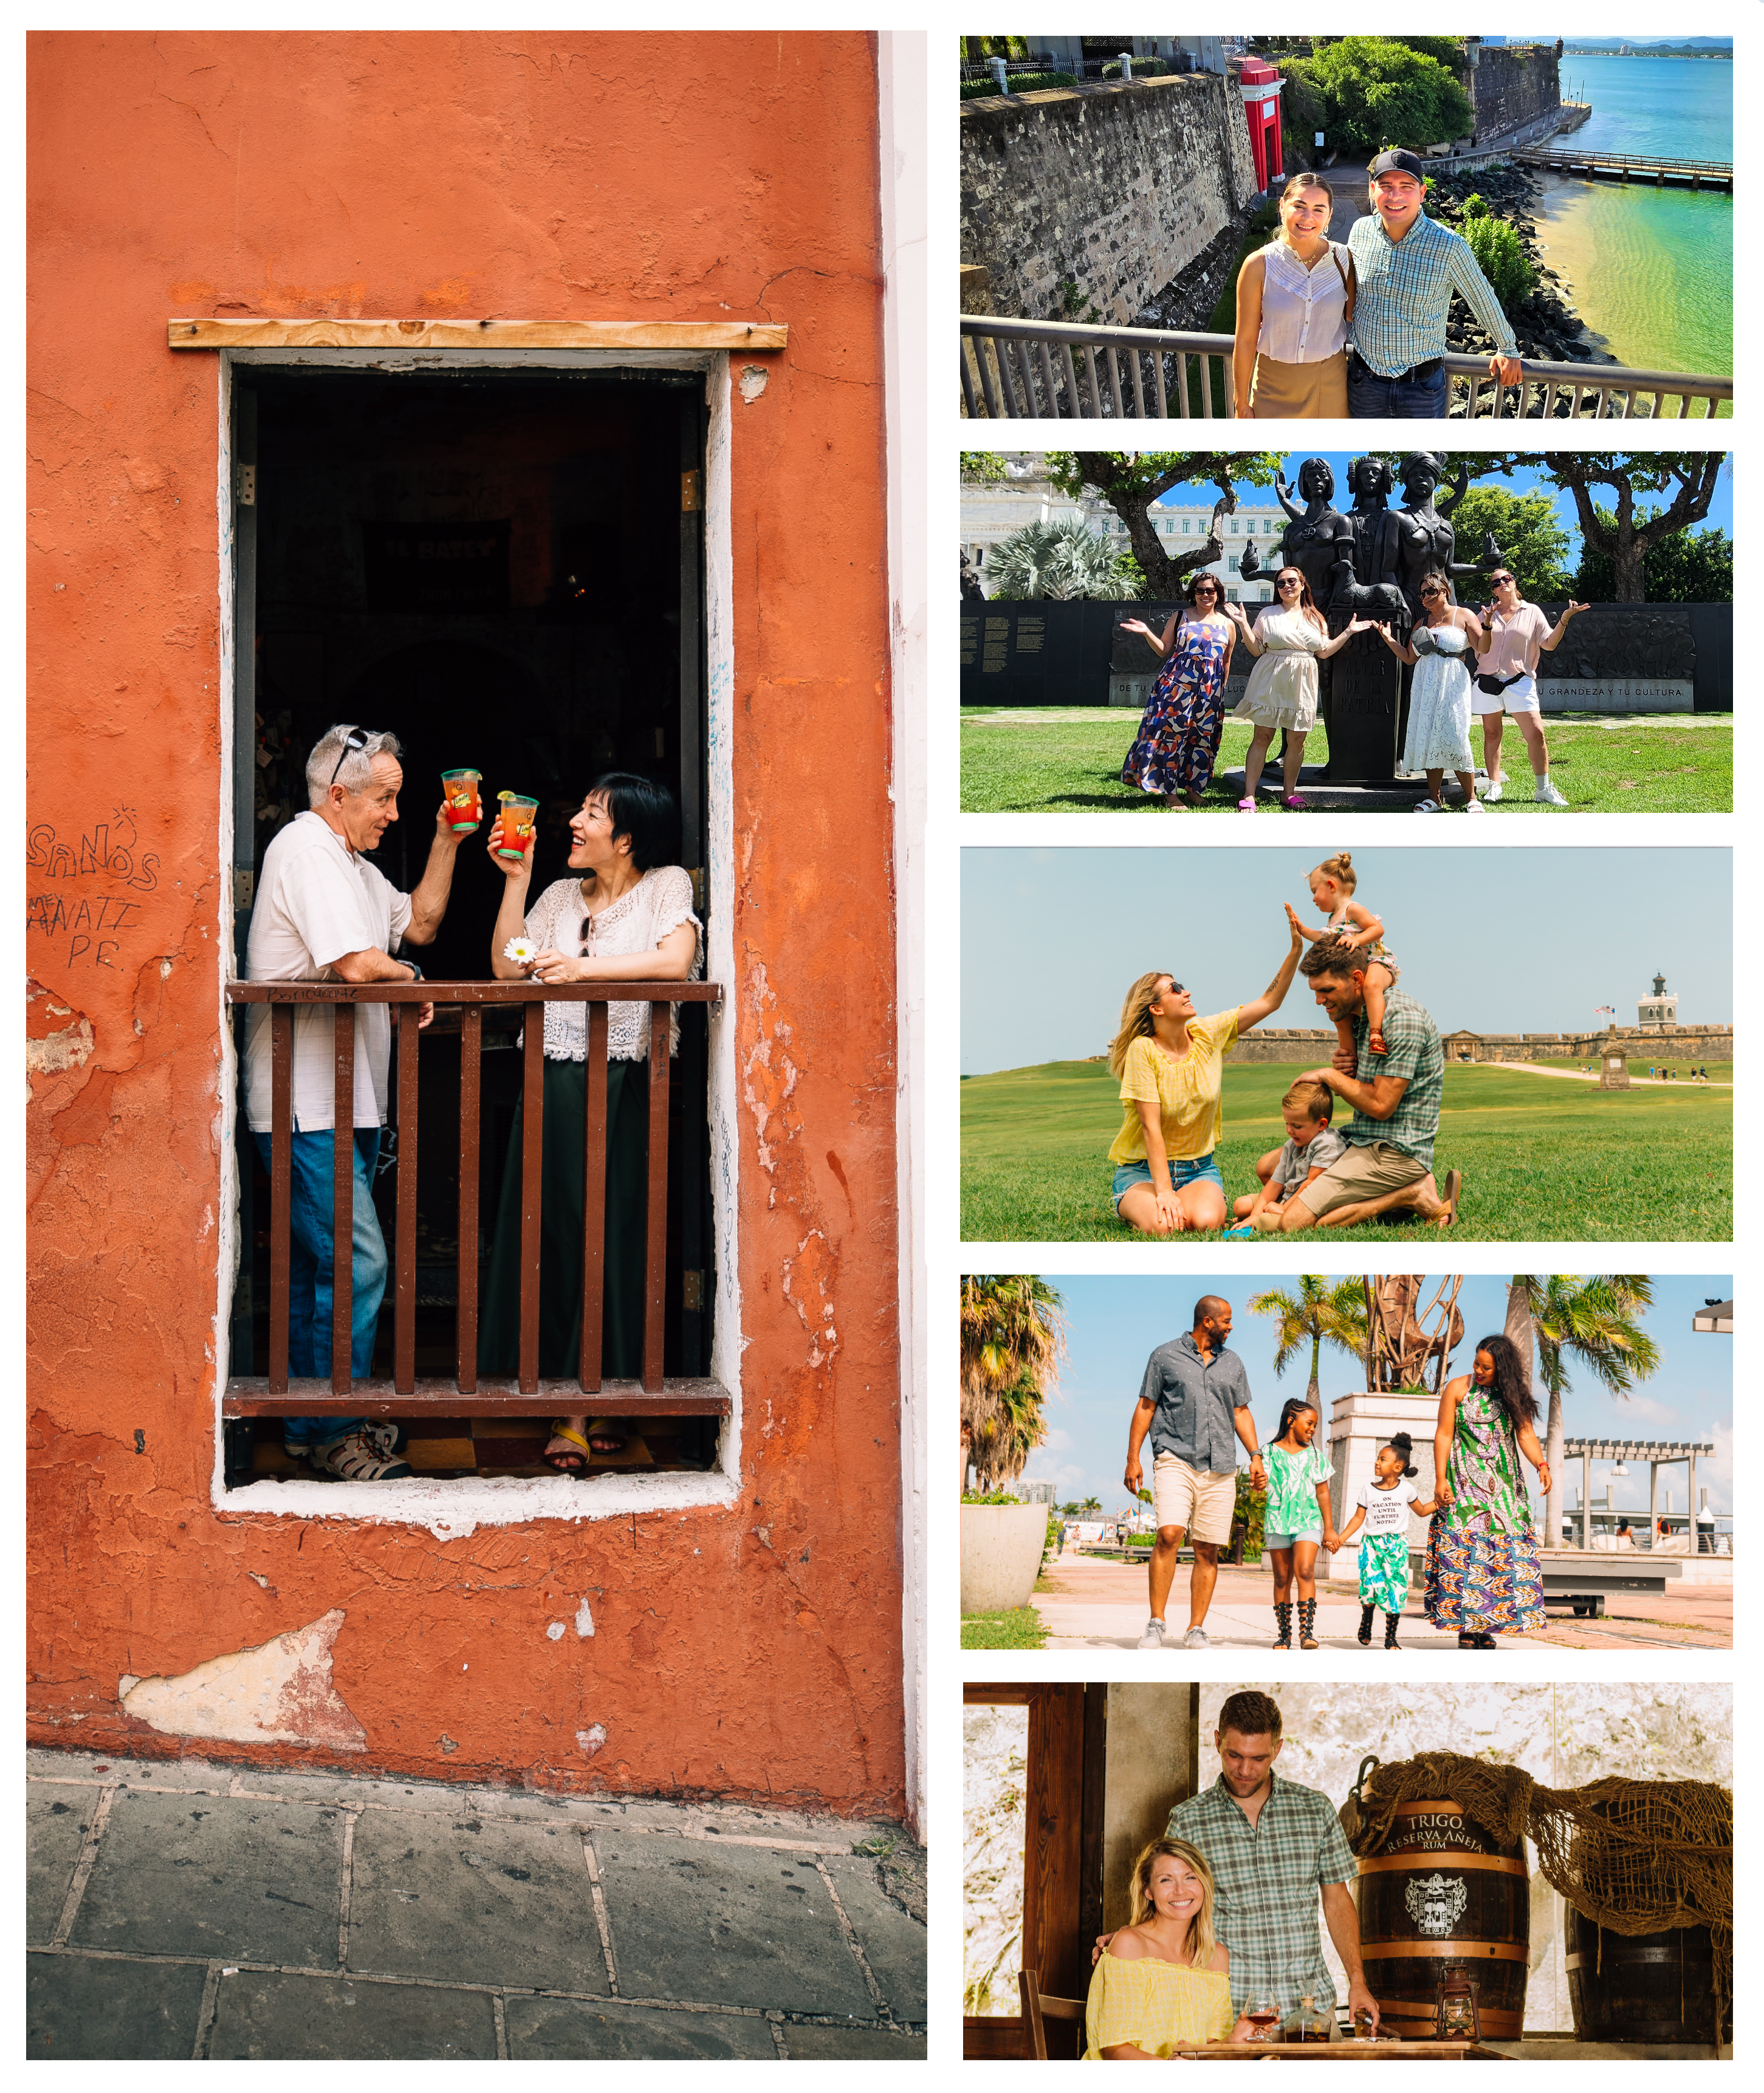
960;1502;1049;1614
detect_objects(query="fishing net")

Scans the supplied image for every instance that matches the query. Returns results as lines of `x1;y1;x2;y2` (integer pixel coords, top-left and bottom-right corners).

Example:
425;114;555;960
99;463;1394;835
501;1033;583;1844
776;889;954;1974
1340;1752;1731;2036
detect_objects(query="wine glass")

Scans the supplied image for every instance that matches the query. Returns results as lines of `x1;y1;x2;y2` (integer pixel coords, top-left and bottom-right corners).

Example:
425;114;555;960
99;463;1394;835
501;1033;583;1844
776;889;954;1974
1243;1995;1280;2043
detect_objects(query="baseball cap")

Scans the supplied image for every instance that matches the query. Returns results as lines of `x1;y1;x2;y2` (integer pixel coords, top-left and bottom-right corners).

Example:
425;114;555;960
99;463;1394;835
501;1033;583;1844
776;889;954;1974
1368;148;1428;183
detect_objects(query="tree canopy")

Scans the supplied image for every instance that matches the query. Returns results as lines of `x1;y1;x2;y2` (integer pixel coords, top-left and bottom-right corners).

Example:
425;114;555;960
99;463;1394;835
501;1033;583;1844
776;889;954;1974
1574;515;1732;603
1540;453;1726;603
1285;36;1474;152
1049;451;1285;598
1446;487;1574;600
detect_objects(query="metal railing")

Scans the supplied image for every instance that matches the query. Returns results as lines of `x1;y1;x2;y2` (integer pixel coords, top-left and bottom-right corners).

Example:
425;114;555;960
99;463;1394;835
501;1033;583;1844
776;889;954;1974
1511;146;1732;187
223;978;727;1423
960;315;1733;421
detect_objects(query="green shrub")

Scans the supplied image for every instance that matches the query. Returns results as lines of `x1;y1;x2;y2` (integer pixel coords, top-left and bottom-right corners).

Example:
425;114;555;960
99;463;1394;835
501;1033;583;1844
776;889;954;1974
1461;213;1534;310
961;1488;1024;1506
1235;1468;1268;1561
1102;57;1170;79
961;71;1079;97
1461;191;1488;218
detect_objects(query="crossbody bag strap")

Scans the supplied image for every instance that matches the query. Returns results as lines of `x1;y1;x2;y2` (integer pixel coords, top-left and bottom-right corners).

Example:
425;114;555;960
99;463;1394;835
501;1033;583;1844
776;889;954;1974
1331;243;1355;324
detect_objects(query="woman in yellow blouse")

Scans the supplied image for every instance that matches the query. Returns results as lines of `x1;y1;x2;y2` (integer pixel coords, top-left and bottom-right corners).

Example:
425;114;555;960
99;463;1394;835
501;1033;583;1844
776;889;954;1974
1083;1838;1252;2059
1107;913;1303;1236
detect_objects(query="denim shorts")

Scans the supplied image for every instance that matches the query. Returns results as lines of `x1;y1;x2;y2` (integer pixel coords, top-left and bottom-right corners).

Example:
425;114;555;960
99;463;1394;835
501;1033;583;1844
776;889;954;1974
1111;1152;1226;1214
1265;1530;1323;1552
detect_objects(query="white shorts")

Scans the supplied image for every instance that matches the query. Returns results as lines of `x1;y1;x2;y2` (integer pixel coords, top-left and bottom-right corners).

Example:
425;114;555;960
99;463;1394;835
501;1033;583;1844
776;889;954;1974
1479;671;1539;716
1152;1454;1238;1545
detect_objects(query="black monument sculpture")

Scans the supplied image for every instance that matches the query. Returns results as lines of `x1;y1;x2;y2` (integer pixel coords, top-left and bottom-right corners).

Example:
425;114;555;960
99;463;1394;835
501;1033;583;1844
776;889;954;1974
1238;451;1503;792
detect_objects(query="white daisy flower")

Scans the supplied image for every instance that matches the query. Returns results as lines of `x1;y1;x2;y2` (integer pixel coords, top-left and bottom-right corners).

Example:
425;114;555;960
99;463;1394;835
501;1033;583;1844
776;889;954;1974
503;937;538;967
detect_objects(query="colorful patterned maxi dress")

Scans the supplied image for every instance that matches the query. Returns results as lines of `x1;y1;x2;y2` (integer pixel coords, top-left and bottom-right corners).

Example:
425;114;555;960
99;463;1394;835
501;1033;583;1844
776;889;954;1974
1122;615;1232;798
1423;1383;1546;1634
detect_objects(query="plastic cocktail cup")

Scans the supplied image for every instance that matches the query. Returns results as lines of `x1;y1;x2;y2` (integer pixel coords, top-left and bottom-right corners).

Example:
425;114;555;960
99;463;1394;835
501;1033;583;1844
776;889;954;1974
494;791;540;860
442;769;482;832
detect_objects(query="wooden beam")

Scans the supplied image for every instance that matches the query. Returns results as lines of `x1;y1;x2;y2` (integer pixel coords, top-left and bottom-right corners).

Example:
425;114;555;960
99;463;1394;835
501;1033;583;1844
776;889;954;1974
223;1375;730;1418
170;317;786;352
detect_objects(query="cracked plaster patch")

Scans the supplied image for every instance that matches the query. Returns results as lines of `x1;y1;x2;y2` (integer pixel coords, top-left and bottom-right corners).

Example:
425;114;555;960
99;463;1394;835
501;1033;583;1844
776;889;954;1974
120;1607;366;1752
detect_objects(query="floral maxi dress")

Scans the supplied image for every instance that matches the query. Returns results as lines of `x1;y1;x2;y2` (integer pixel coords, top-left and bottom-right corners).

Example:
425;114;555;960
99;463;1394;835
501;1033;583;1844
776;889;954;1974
1122;617;1232;798
1423;1384;1546;1634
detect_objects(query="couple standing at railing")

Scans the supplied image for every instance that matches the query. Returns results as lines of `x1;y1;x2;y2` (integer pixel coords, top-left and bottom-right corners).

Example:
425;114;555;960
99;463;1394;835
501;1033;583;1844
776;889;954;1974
1232;151;1522;419
242;722;700;1483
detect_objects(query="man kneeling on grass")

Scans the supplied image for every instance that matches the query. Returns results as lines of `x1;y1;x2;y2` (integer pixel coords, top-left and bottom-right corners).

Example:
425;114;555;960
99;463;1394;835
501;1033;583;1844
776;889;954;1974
1252;937;1460;1233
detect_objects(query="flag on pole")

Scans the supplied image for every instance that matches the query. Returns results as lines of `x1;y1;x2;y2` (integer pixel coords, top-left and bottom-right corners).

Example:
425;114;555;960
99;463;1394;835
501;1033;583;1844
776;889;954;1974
1594;1005;1616;1016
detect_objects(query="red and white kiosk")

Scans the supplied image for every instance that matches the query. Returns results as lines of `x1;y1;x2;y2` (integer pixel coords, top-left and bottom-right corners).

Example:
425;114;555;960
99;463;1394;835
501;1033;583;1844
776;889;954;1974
1236;57;1285;193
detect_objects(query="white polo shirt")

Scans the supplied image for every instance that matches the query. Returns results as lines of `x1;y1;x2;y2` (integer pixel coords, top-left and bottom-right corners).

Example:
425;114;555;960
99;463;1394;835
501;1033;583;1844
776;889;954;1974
244;811;413;1133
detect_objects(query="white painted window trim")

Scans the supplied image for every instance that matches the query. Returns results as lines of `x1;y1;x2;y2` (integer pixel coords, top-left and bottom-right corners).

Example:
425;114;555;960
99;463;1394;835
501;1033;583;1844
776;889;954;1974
878;29;928;1839
209;344;741;1538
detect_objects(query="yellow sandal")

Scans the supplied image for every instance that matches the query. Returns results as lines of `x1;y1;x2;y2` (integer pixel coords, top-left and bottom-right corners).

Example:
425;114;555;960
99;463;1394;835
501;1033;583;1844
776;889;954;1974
544;1420;592;1476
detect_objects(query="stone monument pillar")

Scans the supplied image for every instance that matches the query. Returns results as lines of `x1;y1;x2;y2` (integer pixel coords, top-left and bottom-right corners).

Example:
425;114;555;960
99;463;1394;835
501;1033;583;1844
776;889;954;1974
1598;1046;1630;1090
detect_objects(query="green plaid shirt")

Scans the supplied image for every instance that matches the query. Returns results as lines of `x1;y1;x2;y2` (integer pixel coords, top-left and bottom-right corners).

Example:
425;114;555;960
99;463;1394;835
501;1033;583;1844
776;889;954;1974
1347;208;1518;375
1168;1773;1356;2012
1347;987;1443;1173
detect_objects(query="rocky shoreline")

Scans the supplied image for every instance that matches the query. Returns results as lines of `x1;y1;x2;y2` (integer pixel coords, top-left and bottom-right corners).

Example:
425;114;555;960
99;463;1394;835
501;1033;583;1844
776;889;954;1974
1425;160;1617;369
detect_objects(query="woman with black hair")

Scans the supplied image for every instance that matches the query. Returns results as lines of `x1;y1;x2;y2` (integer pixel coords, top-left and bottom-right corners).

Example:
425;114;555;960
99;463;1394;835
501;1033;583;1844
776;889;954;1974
1423;1334;1553;1648
1117;570;1237;809
481;773;701;1474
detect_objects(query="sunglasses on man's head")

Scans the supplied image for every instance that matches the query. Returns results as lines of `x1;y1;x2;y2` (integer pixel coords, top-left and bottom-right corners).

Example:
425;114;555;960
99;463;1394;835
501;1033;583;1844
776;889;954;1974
328;726;369;787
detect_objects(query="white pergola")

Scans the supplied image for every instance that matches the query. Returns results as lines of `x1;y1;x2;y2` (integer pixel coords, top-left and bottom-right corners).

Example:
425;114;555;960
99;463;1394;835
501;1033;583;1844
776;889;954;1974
1563;1436;1716;1549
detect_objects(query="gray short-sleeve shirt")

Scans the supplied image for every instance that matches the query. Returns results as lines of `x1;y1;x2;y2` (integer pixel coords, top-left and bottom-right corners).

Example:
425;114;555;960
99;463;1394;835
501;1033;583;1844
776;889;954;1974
1138;1332;1253;1475
1269;1128;1347;1202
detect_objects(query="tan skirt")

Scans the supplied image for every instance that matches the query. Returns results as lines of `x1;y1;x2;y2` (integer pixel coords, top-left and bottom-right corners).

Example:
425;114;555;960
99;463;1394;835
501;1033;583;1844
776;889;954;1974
1248;348;1348;419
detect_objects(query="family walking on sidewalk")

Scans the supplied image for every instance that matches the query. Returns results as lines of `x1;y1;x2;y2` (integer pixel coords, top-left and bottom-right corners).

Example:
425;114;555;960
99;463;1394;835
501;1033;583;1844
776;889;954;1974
1232;150;1523;420
1124;1298;1553;1651
243;722;701;1482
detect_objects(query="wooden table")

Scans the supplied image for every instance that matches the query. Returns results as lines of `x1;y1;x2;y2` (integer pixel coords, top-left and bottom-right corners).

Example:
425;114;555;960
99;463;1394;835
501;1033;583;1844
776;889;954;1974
1171;2040;1504;2061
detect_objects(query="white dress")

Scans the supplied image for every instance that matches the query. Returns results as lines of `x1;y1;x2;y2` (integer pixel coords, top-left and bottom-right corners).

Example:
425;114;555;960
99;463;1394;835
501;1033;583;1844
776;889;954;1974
1401;624;1475;774
520;868;702;1061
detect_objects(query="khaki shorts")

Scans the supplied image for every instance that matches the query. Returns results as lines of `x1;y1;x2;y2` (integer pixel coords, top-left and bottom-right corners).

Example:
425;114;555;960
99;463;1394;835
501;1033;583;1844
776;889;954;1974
1153;1454;1238;1544
1289;1139;1427;1220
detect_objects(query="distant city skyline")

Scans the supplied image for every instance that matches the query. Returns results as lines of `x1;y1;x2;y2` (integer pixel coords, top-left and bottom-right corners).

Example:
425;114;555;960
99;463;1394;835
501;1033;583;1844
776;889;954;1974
1015;1273;1733;1520
962;848;1731;1074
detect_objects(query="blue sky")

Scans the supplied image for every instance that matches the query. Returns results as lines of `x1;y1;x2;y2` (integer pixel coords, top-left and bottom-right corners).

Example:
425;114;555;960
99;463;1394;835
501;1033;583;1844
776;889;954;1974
1147;455;1732;563
1016;1273;1734;1518
961;848;1731;1073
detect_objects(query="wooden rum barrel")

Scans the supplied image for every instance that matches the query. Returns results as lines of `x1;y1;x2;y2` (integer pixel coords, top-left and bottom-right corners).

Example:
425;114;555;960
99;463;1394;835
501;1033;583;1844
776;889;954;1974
1566;1905;1726;2044
1355;1800;1529;2040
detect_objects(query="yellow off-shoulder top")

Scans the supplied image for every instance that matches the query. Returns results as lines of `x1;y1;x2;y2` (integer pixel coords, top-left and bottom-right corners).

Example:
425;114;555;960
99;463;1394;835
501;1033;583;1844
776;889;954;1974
1081;1951;1235;2060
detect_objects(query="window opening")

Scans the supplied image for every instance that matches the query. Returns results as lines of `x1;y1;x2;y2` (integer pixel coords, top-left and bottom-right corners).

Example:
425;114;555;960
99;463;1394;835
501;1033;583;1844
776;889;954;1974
225;364;714;1489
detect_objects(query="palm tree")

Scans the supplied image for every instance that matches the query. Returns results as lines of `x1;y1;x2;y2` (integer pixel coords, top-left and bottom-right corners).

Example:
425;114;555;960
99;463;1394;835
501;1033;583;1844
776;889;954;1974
1249;1276;1371;1411
959;1275;1066;1493
1502;1276;1660;1546
985;515;1134;601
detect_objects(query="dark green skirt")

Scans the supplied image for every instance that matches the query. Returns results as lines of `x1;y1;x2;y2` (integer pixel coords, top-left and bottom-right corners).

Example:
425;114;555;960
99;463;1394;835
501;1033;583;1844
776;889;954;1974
478;1056;648;1382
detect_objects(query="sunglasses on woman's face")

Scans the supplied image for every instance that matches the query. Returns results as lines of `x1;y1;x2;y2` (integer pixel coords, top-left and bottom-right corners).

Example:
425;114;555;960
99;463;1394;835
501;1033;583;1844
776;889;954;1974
1490;574;1515;587
1421;587;1444;599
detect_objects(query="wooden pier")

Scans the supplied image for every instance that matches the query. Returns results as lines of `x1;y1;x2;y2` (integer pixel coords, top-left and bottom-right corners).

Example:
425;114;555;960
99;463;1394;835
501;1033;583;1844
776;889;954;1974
1512;146;1732;191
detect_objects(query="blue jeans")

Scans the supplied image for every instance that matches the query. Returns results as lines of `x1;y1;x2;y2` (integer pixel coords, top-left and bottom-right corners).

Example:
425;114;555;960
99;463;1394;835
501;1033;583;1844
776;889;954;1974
253;1128;385;1444
1347;357;1447;419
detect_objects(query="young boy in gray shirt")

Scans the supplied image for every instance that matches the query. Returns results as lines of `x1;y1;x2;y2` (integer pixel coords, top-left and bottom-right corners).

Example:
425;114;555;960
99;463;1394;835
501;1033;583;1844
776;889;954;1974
1226;1080;1347;1237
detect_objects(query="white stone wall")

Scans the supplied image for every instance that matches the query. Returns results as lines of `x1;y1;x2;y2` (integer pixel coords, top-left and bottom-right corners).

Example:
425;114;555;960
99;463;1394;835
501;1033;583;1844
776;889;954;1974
1196;1684;1732;2034
964;1704;1031;2016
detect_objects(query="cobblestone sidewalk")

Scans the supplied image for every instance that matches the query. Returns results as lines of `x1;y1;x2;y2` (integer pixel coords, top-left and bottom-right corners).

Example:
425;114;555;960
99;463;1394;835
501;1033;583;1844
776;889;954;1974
26;1749;925;2060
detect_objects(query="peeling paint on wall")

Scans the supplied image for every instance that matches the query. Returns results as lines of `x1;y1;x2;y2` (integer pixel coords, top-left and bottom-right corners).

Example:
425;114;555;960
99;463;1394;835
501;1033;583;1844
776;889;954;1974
120;1608;366;1752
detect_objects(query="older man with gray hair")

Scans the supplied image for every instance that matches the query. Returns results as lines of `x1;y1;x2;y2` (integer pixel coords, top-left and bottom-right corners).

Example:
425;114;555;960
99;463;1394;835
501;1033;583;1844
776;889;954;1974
244;725;463;1480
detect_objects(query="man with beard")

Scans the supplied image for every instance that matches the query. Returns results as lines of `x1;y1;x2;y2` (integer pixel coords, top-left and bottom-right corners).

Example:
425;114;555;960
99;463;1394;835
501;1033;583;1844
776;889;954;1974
1096;1690;1381;2031
1251;937;1458;1233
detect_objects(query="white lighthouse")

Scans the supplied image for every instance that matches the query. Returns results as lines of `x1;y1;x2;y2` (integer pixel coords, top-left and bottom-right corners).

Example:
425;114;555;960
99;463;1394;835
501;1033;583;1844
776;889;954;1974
1637;971;1678;1031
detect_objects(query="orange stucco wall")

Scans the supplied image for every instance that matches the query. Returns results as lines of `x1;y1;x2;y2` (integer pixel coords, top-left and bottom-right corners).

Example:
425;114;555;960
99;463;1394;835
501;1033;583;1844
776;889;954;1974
27;33;904;1815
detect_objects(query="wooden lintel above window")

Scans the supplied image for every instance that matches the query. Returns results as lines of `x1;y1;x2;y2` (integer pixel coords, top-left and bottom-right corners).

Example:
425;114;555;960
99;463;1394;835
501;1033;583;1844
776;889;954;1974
168;316;786;352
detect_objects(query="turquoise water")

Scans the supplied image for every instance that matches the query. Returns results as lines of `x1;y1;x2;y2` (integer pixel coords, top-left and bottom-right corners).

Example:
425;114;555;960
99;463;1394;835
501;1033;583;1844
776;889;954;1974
1529;55;1731;377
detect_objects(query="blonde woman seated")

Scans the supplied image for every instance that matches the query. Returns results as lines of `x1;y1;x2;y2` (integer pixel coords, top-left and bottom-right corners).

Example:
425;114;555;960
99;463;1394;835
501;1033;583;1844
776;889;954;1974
1083;1838;1254;2059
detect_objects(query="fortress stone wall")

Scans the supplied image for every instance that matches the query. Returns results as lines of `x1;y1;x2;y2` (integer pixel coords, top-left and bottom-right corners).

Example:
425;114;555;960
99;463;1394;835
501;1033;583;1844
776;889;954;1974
1226;1024;1732;1066
1463;40;1563;142
960;73;1258;329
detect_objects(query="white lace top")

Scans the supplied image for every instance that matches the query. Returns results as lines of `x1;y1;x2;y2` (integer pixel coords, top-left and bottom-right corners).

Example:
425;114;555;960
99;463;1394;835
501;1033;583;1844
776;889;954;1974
520;868;702;1063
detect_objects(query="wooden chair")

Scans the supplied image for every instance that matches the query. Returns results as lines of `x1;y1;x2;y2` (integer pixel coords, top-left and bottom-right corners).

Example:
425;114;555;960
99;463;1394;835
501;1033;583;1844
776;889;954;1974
1018;1968;1086;2059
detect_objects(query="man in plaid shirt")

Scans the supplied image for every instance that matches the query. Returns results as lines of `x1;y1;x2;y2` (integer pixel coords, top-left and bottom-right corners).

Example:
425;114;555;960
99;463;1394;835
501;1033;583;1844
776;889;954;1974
1347;148;1523;419
1254;937;1460;1233
1095;1690;1379;2027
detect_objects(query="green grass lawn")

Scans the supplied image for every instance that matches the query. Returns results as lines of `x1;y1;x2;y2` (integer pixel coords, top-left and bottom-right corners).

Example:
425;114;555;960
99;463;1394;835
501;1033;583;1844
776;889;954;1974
961;1058;1731;1242
960;1605;1049;1650
959;708;1732;815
